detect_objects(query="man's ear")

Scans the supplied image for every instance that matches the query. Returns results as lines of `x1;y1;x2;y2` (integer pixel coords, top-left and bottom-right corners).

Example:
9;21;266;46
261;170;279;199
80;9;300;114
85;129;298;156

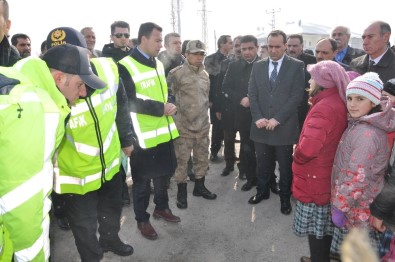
52;70;65;86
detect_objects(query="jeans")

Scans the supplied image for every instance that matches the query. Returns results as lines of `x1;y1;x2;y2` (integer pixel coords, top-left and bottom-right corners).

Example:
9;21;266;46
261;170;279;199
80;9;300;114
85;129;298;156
132;175;169;222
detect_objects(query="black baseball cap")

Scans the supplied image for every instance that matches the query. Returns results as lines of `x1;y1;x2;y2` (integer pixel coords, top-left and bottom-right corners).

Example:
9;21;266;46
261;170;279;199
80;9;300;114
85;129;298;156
42;44;106;90
46;27;87;50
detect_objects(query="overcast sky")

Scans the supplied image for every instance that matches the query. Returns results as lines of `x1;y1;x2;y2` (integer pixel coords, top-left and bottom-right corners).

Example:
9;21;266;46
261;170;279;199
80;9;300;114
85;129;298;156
10;0;395;55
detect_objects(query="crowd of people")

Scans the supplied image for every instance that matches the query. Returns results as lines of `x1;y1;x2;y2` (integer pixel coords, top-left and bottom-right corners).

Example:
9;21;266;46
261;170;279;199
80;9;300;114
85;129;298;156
1;0;395;261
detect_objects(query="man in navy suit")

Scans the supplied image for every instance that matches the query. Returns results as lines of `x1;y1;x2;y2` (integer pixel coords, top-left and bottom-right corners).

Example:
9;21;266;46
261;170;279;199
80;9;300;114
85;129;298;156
247;30;305;215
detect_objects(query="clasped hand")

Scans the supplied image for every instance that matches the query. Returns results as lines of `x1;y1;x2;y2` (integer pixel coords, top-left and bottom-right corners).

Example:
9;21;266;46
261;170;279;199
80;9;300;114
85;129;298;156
255;118;279;130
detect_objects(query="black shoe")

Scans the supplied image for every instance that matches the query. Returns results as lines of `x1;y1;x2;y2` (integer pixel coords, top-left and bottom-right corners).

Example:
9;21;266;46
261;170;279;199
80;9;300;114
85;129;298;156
188;172;196;182
221;165;234;176
270;183;280;194
248;192;269;204
210;154;220;162
241;180;256;191
56;217;70;231
280;199;292;215
100;240;134;256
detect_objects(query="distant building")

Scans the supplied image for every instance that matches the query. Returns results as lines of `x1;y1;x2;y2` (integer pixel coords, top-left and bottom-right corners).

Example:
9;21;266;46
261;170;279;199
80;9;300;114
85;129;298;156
256;21;363;52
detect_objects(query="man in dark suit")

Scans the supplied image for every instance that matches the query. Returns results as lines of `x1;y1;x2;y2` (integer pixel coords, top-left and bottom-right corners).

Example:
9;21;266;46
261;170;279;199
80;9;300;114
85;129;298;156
222;35;261;191
248;30;305;215
331;25;365;65
204;35;233;162
350;21;395;83
216;35;242;177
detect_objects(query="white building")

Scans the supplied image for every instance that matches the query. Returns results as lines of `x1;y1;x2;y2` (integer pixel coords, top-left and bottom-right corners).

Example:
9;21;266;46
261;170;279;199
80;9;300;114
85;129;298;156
257;20;363;51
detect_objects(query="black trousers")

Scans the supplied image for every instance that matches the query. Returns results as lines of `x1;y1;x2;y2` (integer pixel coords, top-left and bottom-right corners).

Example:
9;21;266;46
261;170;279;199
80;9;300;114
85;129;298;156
223;129;236;166
132;175;169;222
238;129;256;183
64;172;123;262
210;108;224;156
254;143;293;199
51;191;66;218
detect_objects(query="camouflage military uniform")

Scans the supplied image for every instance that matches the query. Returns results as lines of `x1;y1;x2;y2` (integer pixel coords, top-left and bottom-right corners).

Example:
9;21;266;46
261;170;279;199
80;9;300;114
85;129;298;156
167;59;210;183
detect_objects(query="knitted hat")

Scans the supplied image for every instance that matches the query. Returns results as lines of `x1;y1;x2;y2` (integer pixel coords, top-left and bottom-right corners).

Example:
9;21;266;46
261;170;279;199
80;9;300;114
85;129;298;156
346;72;383;105
307;60;350;103
346;71;361;81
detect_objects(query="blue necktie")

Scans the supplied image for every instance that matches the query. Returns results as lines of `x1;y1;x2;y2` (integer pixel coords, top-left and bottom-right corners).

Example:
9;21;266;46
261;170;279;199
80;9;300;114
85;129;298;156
270;61;278;90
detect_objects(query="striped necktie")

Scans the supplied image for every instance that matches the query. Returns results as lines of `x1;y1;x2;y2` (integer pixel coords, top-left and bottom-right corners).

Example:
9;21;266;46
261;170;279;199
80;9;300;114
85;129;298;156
270;61;278;90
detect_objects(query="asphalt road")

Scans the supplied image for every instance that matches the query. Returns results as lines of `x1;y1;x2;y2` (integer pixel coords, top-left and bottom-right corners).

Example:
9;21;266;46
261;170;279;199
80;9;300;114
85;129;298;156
50;150;312;262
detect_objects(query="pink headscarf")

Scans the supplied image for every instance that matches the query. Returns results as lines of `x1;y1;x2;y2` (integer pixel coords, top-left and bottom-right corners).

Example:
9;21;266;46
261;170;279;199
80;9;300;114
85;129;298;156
307;61;350;103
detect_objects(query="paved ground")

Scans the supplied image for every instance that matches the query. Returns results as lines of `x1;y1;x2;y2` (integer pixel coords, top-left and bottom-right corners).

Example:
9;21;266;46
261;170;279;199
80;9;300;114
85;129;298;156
50;150;312;262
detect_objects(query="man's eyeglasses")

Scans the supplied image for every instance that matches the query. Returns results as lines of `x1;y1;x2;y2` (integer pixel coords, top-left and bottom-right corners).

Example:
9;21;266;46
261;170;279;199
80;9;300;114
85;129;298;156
113;33;130;39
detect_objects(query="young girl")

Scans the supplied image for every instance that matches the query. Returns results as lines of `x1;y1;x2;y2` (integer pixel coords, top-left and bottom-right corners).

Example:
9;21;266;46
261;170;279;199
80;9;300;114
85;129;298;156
292;61;350;262
331;72;395;256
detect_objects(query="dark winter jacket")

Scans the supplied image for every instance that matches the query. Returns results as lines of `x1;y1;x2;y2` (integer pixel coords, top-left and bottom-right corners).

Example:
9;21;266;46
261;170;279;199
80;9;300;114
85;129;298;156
350;48;395;83
0;36;20;67
221;56;261;131
101;43;132;62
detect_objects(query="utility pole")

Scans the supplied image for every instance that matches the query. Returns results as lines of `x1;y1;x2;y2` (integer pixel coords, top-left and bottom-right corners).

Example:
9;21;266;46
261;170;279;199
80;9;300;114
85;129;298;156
170;0;176;32
170;0;182;34
198;0;208;46
266;8;281;31
177;0;181;34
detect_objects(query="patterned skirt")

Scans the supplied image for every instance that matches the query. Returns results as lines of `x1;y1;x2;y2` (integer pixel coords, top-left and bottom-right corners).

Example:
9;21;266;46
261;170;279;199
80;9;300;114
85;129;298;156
292;200;335;239
330;226;382;256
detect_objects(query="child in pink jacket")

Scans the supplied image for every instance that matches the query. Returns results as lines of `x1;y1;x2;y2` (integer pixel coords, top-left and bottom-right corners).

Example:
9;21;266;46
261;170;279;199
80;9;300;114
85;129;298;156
331;72;395;256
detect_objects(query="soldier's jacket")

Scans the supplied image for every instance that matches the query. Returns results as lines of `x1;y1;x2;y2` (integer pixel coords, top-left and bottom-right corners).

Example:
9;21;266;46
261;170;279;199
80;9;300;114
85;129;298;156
167;60;210;136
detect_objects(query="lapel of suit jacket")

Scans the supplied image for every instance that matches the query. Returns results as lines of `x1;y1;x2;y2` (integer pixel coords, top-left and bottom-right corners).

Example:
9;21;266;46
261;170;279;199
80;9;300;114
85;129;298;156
263;59;271;92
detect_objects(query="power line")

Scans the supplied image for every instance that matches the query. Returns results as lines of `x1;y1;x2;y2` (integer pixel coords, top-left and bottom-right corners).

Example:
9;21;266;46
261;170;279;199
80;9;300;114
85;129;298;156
266;8;281;31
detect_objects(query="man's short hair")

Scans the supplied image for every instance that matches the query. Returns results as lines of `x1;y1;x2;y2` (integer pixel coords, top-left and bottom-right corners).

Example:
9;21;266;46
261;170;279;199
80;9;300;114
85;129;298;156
267;30;287;44
164;32;180;46
287;34;304;44
378;21;391;35
240;35;258;46
110;21;130;35
217;35;231;49
317;38;338;51
80;27;93;35
137;22;162;44
11;33;30;46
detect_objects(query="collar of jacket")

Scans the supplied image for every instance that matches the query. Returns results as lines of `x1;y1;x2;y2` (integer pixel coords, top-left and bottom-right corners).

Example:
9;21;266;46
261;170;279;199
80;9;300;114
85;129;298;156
131;48;156;68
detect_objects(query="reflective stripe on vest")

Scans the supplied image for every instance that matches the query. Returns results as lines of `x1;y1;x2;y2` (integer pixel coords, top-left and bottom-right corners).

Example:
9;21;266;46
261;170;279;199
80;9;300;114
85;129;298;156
119;56;179;149
0;68;61;262
14;215;50;261
54;58;121;194
55;157;119;187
